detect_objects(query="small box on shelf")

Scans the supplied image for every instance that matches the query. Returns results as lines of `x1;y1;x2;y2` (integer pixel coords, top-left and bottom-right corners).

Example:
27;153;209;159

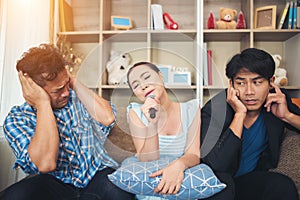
158;65;191;86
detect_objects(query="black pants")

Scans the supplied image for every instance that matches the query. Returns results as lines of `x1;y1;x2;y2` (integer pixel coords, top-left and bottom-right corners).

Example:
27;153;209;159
205;171;299;200
0;167;135;200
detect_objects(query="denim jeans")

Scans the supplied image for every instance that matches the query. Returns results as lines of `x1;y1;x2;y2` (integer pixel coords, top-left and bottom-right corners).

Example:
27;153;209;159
0;167;135;200
205;171;299;200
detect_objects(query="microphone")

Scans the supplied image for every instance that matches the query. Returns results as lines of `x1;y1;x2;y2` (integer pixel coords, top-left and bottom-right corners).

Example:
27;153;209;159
147;94;157;119
149;108;156;119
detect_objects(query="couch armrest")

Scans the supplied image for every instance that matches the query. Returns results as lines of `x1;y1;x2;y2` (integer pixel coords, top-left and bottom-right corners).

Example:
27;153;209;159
271;130;300;190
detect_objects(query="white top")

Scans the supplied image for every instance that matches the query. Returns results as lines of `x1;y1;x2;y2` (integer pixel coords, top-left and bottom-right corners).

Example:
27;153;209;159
127;99;200;158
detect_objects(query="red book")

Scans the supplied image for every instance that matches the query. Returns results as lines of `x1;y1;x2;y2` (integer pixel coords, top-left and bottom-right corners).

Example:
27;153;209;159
207;50;213;85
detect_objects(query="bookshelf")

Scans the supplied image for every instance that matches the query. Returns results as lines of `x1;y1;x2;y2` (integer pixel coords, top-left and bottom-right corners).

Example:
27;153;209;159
57;0;300;106
57;0;201;106
203;0;300;102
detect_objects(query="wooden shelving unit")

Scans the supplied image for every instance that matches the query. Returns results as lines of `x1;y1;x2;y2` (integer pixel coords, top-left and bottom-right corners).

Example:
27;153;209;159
203;0;300;102
57;0;300;106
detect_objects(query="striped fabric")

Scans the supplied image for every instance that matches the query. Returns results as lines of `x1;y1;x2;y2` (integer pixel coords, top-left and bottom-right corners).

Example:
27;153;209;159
159;133;186;157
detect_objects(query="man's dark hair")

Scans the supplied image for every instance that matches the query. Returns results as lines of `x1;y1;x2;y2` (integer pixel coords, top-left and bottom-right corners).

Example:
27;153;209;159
16;43;66;87
225;48;275;81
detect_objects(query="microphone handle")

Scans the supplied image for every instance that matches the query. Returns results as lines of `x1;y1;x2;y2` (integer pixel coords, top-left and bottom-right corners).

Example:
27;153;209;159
149;108;156;119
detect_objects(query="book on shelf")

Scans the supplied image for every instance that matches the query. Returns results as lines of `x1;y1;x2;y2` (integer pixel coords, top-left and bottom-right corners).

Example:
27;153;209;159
282;7;290;29
288;1;294;29
203;43;208;86
287;1;298;29
297;0;300;28
151;4;164;30
59;0;74;32
278;2;290;29
207;50;213;86
293;1;298;29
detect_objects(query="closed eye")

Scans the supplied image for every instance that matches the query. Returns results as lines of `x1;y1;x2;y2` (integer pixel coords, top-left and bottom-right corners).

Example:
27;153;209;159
144;75;150;80
133;83;139;89
130;80;139;90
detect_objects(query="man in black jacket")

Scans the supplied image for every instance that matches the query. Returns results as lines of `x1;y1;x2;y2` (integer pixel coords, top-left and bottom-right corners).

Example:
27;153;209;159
201;48;300;200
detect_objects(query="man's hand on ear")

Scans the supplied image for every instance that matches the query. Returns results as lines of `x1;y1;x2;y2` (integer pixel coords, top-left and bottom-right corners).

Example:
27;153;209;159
265;82;288;119
18;71;50;108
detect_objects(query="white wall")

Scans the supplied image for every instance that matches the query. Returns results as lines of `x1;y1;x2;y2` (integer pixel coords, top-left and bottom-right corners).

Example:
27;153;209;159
0;0;51;125
0;0;51;191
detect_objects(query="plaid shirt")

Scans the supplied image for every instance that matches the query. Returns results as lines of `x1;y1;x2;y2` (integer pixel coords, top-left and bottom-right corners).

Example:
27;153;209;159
3;89;118;188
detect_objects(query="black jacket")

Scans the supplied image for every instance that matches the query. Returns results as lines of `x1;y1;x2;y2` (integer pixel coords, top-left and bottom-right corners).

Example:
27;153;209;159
200;88;300;176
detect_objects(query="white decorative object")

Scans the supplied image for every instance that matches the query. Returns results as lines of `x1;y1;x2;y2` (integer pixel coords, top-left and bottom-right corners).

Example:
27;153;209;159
151;4;164;30
272;54;288;87
106;51;131;85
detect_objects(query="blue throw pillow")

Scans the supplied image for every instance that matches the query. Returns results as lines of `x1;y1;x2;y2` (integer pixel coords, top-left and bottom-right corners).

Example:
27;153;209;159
108;156;226;199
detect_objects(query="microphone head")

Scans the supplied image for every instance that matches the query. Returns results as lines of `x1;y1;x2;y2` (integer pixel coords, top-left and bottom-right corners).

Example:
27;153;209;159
147;94;155;99
149;108;156;119
147;94;156;119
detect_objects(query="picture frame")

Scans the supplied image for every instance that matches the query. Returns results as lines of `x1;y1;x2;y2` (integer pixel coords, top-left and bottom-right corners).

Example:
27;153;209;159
111;16;132;30
254;5;276;29
157;65;191;86
170;72;191;86
158;65;172;85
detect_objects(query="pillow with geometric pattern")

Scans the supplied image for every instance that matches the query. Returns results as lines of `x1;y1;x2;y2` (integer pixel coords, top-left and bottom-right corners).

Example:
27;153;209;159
108;156;226;199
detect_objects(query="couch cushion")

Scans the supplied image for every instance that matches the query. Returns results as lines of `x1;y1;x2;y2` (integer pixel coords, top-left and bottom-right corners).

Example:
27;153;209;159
105;106;136;163
271;130;300;189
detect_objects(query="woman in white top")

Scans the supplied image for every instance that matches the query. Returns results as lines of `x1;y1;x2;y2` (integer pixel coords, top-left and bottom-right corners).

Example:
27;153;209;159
126;62;201;196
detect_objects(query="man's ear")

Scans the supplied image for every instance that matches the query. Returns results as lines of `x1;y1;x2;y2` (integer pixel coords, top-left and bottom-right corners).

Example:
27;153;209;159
269;76;275;88
229;79;234;88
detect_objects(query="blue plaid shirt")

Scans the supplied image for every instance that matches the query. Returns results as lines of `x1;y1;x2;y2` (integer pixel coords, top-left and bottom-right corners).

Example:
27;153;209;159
3;89;118;188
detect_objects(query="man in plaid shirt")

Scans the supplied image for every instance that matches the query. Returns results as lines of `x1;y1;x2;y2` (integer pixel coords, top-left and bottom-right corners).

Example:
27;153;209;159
0;44;134;200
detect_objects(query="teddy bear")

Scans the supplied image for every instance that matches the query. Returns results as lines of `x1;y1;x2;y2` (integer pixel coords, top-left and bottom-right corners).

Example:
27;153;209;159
106;51;131;85
215;7;237;29
272;54;288;87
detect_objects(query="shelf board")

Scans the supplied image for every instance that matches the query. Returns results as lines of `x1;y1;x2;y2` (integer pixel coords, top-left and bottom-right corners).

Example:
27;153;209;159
167;85;197;89
204;29;300;42
101;29;197;42
203;85;226;90
283;86;300;90
204;29;250;42
102;29;149;34
57;31;100;43
253;29;300;41
151;29;197;42
102;30;148;42
202;85;300;90
100;85;197;89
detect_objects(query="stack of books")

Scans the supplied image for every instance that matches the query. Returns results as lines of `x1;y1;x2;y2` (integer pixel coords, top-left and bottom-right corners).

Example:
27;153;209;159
278;1;300;29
